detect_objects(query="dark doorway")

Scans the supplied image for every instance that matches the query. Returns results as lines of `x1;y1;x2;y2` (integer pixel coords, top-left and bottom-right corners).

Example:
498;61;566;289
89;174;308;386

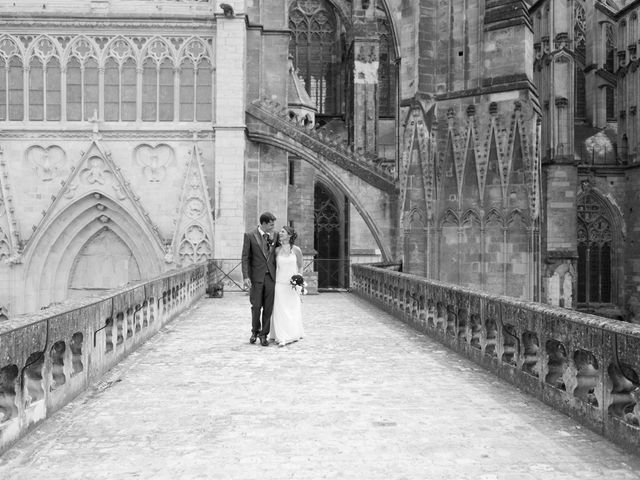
314;182;349;289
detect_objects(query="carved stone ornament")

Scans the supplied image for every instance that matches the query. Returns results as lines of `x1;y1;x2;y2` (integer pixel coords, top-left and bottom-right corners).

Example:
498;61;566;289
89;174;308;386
26;145;67;182
134;144;176;183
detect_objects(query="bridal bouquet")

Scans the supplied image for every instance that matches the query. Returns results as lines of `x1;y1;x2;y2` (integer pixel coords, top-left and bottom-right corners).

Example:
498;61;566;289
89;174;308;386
290;274;308;295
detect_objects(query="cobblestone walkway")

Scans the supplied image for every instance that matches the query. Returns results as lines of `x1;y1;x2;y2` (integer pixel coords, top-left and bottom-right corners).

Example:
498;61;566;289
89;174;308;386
2;292;640;480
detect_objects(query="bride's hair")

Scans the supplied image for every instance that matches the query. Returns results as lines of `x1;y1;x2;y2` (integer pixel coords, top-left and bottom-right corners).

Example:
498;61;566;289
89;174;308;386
276;226;297;247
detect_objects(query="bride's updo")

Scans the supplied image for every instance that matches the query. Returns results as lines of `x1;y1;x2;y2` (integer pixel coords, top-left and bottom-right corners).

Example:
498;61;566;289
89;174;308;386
282;226;297;246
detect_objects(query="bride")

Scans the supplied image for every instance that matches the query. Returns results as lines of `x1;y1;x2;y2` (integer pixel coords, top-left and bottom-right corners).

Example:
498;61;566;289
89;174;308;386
270;226;304;346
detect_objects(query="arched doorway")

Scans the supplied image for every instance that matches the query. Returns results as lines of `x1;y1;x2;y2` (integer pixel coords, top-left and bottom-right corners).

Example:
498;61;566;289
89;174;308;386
68;228;141;299
314;181;348;289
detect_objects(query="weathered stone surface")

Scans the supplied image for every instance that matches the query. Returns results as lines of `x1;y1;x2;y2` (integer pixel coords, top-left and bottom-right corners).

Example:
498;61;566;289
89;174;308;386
3;291;640;478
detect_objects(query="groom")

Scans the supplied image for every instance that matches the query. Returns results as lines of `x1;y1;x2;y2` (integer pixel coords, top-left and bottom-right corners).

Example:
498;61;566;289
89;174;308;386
241;212;277;346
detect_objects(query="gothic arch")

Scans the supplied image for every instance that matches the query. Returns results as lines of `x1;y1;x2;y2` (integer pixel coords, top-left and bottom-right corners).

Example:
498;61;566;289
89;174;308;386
63;35;100;64
439;208;459;228
461;208;481;227
0;34;25;58
246;132;392;260
100;35;137;64
484;207;505;228
405;206;426;229
24;34;63;60
177;37;214;64
372;0;401;59
140;36;177;67
506;208;530;227
314;178;348;288
576;187;625;306
288;0;352;30
22;193;164;311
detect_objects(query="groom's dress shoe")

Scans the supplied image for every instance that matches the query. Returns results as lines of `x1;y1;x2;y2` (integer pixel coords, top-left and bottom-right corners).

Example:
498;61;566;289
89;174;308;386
250;334;257;344
259;336;269;346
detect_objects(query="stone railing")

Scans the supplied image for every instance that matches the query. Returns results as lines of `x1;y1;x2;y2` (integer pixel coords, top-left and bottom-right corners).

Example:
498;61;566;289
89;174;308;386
246;100;397;193
352;263;640;453
0;262;216;455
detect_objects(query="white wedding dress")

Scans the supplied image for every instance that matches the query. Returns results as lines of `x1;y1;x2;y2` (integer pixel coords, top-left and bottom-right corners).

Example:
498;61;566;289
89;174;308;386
270;249;304;346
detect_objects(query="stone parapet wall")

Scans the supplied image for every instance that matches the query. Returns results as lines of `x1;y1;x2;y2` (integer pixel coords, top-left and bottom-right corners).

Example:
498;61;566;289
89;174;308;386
352;263;640;454
0;262;215;455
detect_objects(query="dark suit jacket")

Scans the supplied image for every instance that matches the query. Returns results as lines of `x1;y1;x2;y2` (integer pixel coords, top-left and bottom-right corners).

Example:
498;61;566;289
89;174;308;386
241;227;277;283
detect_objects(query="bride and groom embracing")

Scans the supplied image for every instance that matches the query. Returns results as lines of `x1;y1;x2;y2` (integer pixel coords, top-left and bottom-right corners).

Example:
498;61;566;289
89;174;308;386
241;211;305;347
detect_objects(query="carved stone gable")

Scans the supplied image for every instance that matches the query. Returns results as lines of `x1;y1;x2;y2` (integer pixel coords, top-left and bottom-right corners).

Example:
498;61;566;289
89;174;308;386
171;144;215;266
23;138;165;257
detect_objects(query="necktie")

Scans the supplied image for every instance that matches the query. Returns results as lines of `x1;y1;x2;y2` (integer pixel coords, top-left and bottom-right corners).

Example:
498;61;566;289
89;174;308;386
263;233;270;254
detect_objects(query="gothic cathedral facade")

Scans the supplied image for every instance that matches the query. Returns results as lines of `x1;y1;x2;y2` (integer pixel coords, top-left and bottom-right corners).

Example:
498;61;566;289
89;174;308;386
0;0;639;323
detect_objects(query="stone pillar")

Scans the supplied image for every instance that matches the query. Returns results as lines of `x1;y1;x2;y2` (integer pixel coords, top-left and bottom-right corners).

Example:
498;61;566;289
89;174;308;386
542;162;578;307
214;10;246;259
352;21;379;155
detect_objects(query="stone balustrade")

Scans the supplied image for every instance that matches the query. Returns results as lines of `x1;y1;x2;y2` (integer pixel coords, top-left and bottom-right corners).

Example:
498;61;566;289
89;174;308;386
0;262;213;455
352;263;640;453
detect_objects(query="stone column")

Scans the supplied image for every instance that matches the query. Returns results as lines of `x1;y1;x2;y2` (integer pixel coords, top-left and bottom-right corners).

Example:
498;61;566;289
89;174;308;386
352;21;379;155
214;9;247;259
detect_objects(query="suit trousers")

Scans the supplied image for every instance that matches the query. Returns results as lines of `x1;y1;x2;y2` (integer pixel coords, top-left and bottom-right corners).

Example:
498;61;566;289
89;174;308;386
250;272;275;336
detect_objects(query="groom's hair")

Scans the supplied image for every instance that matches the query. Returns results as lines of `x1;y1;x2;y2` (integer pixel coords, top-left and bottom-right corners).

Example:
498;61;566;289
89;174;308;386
259;212;276;224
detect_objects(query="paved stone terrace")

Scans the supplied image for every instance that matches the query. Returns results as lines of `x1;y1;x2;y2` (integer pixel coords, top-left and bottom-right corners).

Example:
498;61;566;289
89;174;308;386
2;292;640;480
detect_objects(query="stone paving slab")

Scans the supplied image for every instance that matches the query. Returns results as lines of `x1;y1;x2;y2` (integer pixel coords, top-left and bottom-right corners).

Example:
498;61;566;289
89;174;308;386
2;292;640;479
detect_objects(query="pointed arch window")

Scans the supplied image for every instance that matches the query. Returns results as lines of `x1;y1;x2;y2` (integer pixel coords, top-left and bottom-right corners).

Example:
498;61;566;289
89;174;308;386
142;40;175;122
0;38;24;120
577;192;613;304
66;39;99;121
104;39;137;122
377;4;396;118
605;23;616;73
289;0;341;115
179;58;213;122
7;57;23;120
104;57;137;122
27;38;61;121
179;40;213;122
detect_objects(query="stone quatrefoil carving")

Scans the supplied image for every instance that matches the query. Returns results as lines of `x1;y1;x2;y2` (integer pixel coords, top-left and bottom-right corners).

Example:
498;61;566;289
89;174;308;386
26;145;67;182
134;144;175;183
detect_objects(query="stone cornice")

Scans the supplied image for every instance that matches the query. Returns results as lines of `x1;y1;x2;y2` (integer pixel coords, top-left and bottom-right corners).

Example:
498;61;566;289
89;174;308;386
435;76;539;109
0;16;215;31
577;164;632;175
0;130;214;139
